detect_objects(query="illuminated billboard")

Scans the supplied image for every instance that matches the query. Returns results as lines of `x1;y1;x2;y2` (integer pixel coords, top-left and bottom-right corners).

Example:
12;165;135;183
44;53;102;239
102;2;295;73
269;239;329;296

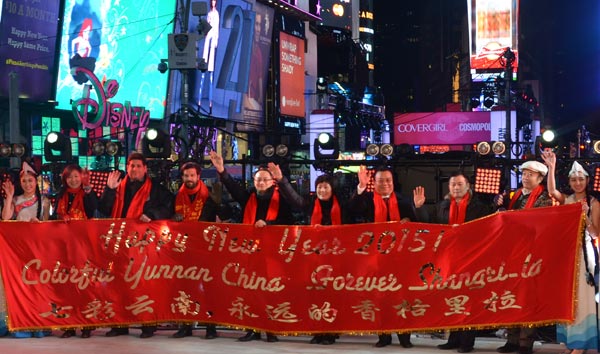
468;0;519;80
279;31;305;118
55;0;176;118
393;111;516;145
0;0;61;102
359;0;374;71
167;0;274;132
310;0;352;31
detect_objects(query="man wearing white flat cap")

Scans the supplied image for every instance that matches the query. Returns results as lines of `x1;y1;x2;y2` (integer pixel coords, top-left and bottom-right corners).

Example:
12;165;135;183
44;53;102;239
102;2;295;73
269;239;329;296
495;160;552;211
495;159;553;354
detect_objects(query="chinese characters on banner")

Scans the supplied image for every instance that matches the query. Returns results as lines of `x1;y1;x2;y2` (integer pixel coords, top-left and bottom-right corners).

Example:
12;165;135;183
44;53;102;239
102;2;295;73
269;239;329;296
0;204;582;333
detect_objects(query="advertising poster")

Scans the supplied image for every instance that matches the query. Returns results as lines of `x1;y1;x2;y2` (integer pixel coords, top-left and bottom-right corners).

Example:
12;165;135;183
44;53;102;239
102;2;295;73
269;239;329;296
279;31;305;118
310;0;352;31
55;0;176;119
0;0;61;101
167;0;274;132
468;0;519;79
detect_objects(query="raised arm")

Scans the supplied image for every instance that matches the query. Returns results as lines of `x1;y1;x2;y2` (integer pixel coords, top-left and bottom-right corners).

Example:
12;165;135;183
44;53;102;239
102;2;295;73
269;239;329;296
210;151;249;205
541;150;564;204
268;162;305;210
1;179;14;220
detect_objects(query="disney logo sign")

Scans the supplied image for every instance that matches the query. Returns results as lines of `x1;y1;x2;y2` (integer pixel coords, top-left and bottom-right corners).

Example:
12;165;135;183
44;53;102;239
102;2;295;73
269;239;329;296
71;66;150;147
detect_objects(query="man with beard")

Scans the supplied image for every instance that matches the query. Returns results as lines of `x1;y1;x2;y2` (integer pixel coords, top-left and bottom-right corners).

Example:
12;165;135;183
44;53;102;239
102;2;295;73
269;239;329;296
171;161;230;339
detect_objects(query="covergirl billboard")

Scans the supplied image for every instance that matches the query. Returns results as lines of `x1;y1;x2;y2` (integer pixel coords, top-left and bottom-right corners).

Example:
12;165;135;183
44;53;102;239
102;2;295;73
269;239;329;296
467;0;519;80
393;111;516;145
279;31;305;118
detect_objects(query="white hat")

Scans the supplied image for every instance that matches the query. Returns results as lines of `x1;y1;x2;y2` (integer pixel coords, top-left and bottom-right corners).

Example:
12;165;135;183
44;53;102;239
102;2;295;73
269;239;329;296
20;161;37;176
568;161;589;177
520;160;548;176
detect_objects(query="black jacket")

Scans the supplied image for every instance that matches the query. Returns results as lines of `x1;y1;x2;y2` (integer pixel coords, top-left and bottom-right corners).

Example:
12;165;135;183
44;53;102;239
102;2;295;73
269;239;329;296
219;170;294;225
98;176;174;220
435;193;493;224
277;176;347;225
348;190;428;223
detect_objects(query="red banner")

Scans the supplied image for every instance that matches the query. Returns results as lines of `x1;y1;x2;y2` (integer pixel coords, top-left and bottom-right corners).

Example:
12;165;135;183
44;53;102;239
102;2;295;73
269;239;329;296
0;204;582;333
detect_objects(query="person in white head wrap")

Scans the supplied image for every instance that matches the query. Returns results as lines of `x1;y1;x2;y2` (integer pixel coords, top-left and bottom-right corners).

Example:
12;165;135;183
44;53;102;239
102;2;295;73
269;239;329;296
541;150;599;354
1;160;50;222
0;160;50;338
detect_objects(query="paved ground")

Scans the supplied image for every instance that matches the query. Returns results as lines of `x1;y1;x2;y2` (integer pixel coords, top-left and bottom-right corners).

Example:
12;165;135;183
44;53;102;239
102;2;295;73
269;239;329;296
0;327;572;354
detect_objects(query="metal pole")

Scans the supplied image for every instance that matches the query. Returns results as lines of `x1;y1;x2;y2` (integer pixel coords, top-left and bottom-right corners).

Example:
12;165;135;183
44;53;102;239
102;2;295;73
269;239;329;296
504;49;514;154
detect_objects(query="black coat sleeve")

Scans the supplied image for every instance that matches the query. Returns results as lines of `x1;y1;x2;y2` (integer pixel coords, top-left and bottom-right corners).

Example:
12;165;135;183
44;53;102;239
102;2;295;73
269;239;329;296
218;170;250;206
347;190;373;223
98;186;117;217
83;191;99;218
276;177;307;211
143;181;174;220
198;196;233;222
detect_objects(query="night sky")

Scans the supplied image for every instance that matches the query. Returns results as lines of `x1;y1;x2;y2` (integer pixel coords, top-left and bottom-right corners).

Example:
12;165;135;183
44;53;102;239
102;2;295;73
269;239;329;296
373;0;600;142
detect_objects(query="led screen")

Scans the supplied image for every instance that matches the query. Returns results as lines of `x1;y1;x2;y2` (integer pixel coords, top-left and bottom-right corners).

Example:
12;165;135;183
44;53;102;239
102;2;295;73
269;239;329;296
468;0;519;80
55;0;176;119
167;0;274;132
310;0;352;31
279;31;305;118
0;0;61;102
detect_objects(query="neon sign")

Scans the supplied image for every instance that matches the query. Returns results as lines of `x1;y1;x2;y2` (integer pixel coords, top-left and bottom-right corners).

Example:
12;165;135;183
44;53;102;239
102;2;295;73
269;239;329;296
71;66;150;147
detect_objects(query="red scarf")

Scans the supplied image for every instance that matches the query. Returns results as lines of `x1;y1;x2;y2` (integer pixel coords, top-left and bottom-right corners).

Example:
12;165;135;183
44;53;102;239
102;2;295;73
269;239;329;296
311;196;342;225
508;185;544;210
448;191;470;224
111;176;152;218
243;188;280;224
175;181;209;221
56;187;87;220
374;192;401;222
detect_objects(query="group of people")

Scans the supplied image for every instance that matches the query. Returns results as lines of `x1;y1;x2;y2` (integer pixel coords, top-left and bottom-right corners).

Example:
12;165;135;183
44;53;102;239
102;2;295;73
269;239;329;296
0;150;596;354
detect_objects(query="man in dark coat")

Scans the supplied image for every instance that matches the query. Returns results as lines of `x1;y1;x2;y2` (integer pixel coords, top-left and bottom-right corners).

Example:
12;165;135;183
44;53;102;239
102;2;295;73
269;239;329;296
348;165;428;348
98;152;174;338
171;161;231;339
435;171;493;353
210;151;296;342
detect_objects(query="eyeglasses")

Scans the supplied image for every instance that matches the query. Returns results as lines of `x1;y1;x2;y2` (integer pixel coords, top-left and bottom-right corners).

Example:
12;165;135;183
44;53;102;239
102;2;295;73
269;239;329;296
254;178;273;183
375;178;393;184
